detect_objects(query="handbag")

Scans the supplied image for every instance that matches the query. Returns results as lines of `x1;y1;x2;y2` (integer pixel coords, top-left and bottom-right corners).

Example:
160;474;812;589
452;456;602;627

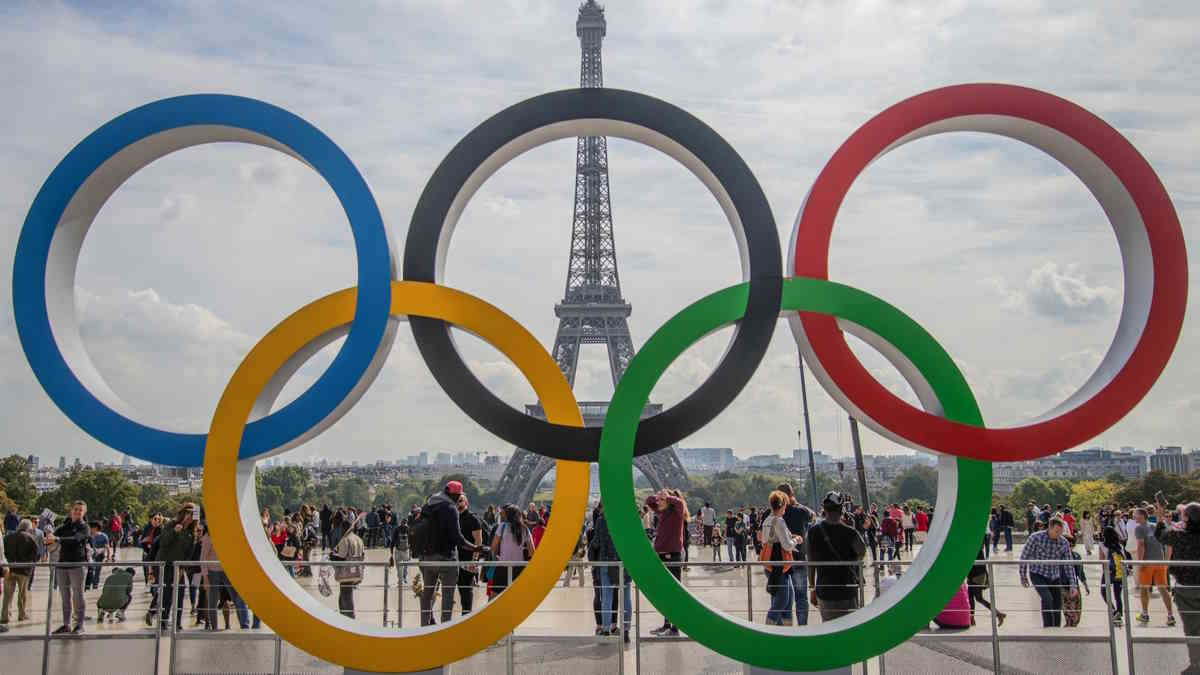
280;544;297;559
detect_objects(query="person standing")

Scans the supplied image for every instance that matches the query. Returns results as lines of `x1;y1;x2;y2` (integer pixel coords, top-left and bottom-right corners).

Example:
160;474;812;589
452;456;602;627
723;510;737;562
1;520;37;624
700;502;716;547
85;521;110;591
455;494;483;616
1132;507;1176;626
998;505;1014;552
46;501;90;634
330;511;365;619
1079;511;1096;556
778;483;813;626
2;510;17;535
648;491;686;636
490;505;534;597
417;481;481;626
1162;502;1200;670
1019;517;1078;627
152;504;199;631
319;504;333;551
901;506;916;554
762;490;802;626
807;492;866;622
967;536;1006;626
1099;525;1128;627
1026;503;1038;533
879;510;899;561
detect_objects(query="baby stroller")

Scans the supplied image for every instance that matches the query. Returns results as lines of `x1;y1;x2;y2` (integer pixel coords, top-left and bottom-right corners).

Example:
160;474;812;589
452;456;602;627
98;567;135;622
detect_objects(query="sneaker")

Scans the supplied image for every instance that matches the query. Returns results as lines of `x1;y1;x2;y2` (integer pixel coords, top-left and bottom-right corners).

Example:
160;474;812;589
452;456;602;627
649;625;670;636
71;624;84;635
1167;615;1177;627
997;612;1006;627
664;627;679;637
1112;615;1123;627
52;625;71;635
1137;613;1150;625
623;629;630;645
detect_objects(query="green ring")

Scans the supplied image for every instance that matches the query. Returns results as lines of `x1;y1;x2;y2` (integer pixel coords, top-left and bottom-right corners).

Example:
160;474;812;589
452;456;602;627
599;277;991;671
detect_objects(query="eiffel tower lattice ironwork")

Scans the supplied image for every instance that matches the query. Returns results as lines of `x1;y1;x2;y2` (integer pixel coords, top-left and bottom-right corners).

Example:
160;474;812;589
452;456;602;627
493;1;689;508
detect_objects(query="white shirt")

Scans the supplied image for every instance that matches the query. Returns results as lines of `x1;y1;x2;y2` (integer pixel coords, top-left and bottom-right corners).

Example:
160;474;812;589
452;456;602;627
700;507;716;527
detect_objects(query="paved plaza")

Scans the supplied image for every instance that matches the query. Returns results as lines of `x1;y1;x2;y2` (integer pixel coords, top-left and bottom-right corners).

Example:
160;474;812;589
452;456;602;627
0;543;1191;673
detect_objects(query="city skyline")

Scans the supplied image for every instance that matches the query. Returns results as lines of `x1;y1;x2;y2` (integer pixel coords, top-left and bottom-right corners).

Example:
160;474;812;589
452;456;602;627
1;4;1198;466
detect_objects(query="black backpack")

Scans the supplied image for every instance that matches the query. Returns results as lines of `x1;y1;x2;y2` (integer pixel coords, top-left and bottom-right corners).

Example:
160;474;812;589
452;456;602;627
409;503;447;557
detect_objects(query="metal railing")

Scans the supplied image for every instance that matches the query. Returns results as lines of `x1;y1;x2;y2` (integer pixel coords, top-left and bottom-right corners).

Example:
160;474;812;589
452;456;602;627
2;555;1199;673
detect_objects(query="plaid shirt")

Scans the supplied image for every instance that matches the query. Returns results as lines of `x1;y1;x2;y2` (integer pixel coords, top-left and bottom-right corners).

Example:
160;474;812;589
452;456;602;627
1019;531;1078;587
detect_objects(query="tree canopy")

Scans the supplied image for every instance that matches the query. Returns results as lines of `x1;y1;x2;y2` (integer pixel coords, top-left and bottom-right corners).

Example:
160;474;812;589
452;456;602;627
0;454;36;511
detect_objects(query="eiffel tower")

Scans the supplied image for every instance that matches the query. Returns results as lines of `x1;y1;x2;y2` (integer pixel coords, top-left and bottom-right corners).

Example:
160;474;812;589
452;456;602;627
492;1;689;507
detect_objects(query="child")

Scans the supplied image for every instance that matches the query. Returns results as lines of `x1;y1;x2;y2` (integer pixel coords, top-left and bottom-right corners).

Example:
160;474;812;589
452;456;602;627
1063;547;1091;627
711;528;723;562
97;567;135;622
85;521;110;591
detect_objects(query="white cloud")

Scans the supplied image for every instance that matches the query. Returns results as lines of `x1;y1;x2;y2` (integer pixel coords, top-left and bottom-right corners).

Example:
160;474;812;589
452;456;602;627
1;1;1198;464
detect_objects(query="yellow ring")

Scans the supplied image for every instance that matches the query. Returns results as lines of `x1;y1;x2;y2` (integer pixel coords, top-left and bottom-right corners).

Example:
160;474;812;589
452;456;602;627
203;281;587;672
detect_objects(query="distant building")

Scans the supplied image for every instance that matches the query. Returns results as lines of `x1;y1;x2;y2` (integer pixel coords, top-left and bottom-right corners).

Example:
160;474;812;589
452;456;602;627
434;452;452;466
1150;446;1196;475
417;451;429;466
26;455;38;470
676;447;735;471
993;447;1147;493
58;456;66;470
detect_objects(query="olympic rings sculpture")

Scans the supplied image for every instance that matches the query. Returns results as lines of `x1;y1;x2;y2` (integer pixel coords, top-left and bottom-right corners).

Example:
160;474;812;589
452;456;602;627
11;84;1185;672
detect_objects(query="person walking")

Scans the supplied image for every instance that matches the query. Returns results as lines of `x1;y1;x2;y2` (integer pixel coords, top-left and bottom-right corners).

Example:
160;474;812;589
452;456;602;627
1080;511;1096;556
967;536;1005;626
1;520;38;624
46;500;90;634
1019;517;1078;627
648;490;686;636
987;508;1001;554
762;490;802;626
879;510;899;562
1099;525;1128;627
1162;502;1200;670
723;510;737;562
85;521;111;591
416;481;481;626
1132;506;1176;627
807;492;866;622
319;504;333;551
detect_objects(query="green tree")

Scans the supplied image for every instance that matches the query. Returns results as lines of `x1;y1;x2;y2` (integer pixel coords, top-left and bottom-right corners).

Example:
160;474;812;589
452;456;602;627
0;454;36;510
1113;471;1200;507
35;468;140;522
139;483;170;506
1046;479;1074;508
0;481;18;515
1068;479;1119;517
891;466;937;505
1010;477;1053;511
260;465;312;511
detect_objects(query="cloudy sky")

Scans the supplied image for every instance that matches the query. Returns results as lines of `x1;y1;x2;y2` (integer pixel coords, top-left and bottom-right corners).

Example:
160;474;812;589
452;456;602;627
1;1;1197;467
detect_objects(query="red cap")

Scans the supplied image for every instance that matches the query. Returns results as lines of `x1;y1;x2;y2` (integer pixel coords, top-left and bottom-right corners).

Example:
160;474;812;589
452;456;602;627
445;480;464;496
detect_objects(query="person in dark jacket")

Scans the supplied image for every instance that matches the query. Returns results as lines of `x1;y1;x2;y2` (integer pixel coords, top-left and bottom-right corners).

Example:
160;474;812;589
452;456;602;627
319;504;333;551
2;520;39;624
47;501;91;634
152;504;199;631
418;481;482;626
587;502;631;642
647;491;685;636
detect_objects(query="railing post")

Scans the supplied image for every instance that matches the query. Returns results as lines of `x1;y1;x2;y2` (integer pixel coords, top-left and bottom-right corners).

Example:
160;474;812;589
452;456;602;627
41;562;53;675
1102;561;1119;675
617;562;625;675
1122;562;1135;674
745;561;753;622
397;560;405;628
383;563;390;627
274;633;283;675
634;581;641;675
169;565;179;675
153;562;163;675
986;559;1000;672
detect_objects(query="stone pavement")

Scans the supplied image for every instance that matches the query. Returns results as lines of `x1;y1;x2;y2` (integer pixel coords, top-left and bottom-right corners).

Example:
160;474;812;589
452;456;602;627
0;543;1191;673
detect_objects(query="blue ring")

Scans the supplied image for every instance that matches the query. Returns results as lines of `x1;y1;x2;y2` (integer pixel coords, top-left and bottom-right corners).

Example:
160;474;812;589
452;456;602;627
12;94;393;466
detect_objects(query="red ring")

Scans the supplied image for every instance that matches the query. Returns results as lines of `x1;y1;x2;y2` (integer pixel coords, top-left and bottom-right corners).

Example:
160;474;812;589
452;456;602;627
793;83;1187;461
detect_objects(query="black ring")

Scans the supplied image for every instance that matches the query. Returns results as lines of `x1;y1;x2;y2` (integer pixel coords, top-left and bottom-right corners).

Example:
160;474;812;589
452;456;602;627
404;88;781;460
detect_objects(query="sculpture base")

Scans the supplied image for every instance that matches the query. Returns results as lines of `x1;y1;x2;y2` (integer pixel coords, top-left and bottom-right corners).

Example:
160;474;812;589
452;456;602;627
744;666;852;675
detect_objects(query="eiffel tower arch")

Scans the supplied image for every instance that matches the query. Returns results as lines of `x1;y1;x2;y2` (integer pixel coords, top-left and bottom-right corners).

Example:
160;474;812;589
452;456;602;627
494;1;689;508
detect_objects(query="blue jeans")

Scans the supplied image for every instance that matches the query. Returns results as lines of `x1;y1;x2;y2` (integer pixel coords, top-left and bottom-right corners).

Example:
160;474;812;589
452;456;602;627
597;567;615;630
1003;527;1013;551
766;573;791;625
602;567;632;631
726;538;735;561
784;566;809;625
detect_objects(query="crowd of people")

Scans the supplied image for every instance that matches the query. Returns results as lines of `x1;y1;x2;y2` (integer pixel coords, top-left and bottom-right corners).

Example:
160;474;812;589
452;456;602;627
2;486;1199;670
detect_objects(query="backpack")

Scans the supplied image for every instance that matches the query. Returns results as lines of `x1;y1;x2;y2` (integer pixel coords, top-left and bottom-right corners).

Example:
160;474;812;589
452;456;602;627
409;502;447;557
